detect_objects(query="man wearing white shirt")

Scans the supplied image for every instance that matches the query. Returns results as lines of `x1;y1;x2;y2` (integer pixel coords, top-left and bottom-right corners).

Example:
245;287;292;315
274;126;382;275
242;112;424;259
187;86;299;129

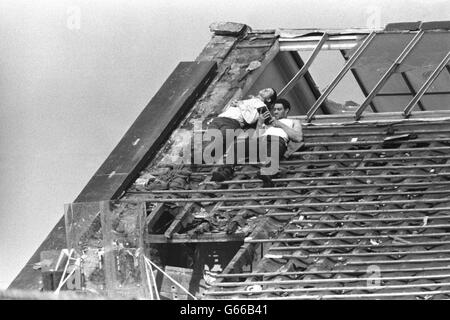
211;98;303;185
212;87;277;129
259;98;303;156
200;88;277;162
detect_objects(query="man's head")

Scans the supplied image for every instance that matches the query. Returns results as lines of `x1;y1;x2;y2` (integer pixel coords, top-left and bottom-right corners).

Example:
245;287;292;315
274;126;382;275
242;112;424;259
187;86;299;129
257;88;277;107
272;98;291;120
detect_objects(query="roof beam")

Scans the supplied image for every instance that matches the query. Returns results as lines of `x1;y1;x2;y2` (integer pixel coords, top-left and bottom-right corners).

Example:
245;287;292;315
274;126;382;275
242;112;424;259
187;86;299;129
218;197;450;210
305;32;377;122
145;232;245;244
279;34;367;51
278;33;328;97
403;51;450;117
129;181;450;196
375;91;450;96
340;49;377;112
246;232;450;243
354;31;424;120
136;189;449;204
209;265;450;278
401;72;426;111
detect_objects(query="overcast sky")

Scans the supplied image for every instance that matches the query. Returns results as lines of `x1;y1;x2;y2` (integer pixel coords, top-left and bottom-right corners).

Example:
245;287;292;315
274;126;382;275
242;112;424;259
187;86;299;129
1;0;449;289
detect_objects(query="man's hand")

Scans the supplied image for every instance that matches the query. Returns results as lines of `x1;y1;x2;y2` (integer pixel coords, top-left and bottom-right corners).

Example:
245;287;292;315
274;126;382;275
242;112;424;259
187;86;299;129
258;111;272;126
272;119;282;127
261;111;271;121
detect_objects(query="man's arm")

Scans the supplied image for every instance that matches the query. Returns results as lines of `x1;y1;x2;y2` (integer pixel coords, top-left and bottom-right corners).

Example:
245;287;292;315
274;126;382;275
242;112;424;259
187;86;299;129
252;111;270;138
272;119;303;143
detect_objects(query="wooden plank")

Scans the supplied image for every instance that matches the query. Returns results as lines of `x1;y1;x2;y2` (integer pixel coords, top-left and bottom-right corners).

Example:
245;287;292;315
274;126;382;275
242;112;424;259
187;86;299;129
163;176;212;239
157;155;450;167
196;35;238;62
212;272;450;287
145;232;245;244
136;181;450;195
219;197;450;210
211;265;450;278
305;32;376;122
401;72;426;111
403;52;450;117
290;146;450;156
139;189;450;204
164;204;194;239
273;249;450;257
354;31;424;120
215;173;450;186
245;232;450;243
303;137;450;147
303;128;450;137
284;224;450;234
233;290;450;300
231;41;280;100
207;281;450;297
266;241;450;251
293;110;450;123
100;201;118;296
290;214;450;225
273;206;450;216
279;33;368;51
235;44;273;49
186;163;450;176
279;33;328;97
340;49;378;112
219;169;309;279
146;203;166;233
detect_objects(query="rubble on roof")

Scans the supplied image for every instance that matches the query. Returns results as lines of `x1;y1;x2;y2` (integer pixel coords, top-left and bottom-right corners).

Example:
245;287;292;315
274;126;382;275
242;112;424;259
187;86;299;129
124;118;450;299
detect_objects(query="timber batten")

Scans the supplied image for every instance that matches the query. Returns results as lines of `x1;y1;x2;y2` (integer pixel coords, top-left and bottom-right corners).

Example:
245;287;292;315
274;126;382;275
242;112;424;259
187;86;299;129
9;20;450;300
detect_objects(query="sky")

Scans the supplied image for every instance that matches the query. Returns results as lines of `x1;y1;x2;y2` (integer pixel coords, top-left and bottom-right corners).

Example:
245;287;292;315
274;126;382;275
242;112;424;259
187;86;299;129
1;0;449;289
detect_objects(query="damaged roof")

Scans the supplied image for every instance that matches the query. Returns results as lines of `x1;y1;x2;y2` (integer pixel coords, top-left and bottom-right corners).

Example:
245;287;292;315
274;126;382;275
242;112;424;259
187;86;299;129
9;21;450;299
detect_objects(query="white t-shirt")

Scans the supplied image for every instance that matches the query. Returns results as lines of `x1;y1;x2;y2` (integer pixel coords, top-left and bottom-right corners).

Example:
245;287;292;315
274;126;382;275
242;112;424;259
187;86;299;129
262;118;297;142
218;98;265;127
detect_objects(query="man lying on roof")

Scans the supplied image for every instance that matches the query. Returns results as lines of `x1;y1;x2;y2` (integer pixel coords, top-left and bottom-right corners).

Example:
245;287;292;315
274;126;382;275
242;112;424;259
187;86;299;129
204;88;277;157
211;98;303;186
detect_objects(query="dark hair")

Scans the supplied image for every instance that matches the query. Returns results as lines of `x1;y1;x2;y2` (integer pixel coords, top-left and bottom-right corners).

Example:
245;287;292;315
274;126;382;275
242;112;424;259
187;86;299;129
275;98;291;111
264;88;277;106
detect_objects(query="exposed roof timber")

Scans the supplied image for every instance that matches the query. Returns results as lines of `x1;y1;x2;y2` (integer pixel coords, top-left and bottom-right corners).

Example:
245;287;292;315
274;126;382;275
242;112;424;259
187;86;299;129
145;232;245;244
340;49;378;112
277;28;377;51
133;181;450;196
134;188;450;203
278;26;449;51
304;32;377;122
354;31;425;120
291;110;450;124
278;33;328;97
209;265;450;278
287;51;328;113
403;51;450;117
279;34;368;51
278;28;381;35
375;91;450;96
231;290;450;300
400;72;426;111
